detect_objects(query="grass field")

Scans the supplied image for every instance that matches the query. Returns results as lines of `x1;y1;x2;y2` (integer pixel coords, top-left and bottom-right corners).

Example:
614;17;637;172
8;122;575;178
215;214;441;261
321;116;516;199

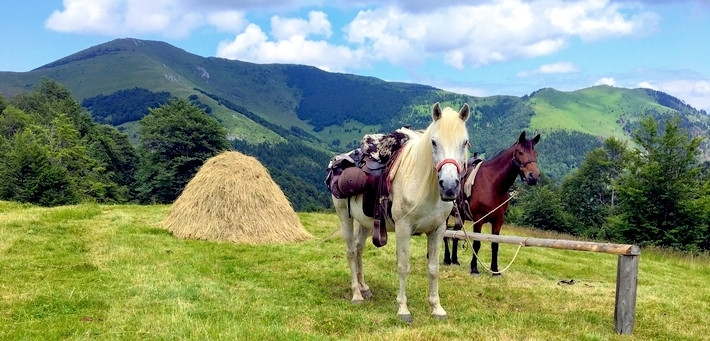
1;201;709;340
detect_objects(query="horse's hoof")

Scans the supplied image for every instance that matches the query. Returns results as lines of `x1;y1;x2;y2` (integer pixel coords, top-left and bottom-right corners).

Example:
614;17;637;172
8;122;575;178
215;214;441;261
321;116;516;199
453;261;460;266
360;289;372;299
432;314;447;321
443;259;452;265
352;298;364;305
470;272;480;277
398;314;413;324
492;273;503;277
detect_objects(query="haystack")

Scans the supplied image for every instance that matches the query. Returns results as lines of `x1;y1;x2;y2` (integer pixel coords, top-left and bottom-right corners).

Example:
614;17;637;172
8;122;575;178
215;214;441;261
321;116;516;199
161;151;311;244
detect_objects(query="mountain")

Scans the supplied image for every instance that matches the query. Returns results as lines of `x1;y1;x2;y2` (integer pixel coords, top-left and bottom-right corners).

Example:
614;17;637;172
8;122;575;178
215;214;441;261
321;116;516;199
1;38;708;207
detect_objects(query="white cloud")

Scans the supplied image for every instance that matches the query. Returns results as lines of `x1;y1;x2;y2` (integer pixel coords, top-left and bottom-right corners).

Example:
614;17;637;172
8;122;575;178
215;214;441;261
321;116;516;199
692;80;710;96
546;0;659;41
271;11;331;40
345;7;421;67
654;79;710;111
595;77;616;86
344;0;657;69
518;61;579;77
216;23;365;72
45;0;123;34
46;0;204;37
44;0;662;77
207;11;247;33
637;81;656;90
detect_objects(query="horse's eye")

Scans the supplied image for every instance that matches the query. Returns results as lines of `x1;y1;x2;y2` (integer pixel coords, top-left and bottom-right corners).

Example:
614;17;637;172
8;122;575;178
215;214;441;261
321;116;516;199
431;140;437;148
518;151;523;155
463;141;469;148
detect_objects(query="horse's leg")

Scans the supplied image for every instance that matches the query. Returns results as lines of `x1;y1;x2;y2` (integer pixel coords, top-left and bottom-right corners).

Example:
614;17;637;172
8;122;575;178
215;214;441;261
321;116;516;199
427;224;447;320
443;237;450;264
491;218;503;276
469;221;483;276
354;222;372;299
395;223;413;323
337;208;365;304
451;239;461;265
451;210;464;265
443;216;452;265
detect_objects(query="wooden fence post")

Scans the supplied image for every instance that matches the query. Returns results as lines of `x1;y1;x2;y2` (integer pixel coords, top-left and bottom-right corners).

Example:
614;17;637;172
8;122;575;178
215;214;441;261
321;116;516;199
615;254;639;334
443;230;641;334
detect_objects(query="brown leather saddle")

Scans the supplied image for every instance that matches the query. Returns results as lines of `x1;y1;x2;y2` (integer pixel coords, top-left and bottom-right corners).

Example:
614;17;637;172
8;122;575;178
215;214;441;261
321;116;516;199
360;156;392;247
325;130;410;247
449;156;484;229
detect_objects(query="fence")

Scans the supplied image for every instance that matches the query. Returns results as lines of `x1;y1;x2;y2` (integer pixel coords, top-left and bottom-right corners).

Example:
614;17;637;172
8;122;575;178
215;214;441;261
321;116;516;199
443;230;640;334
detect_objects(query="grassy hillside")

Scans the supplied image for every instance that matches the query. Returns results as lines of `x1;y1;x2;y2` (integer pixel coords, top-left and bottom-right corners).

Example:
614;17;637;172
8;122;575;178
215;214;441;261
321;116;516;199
2;38;709;194
0;40;287;145
529;86;674;139
1;201;709;340
528;86;710;164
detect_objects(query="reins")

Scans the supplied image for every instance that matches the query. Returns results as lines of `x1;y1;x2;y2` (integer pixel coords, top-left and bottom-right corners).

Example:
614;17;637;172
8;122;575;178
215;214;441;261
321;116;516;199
452;190;522;275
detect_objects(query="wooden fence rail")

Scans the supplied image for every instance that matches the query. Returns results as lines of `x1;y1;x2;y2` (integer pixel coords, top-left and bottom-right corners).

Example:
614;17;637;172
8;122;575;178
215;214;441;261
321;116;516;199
443;230;640;334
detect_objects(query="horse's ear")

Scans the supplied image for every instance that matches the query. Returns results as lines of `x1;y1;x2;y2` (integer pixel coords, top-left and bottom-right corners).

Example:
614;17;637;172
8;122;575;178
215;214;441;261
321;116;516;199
432;103;442;121
459;103;470;121
532;134;540;145
518;131;526;144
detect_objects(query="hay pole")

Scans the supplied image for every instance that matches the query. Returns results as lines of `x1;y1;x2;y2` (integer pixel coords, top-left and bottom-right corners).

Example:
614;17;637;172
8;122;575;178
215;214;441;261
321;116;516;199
443;230;640;335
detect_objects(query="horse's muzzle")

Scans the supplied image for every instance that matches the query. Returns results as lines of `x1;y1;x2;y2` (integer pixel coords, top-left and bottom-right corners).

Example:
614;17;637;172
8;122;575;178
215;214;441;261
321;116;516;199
439;179;460;201
524;173;539;185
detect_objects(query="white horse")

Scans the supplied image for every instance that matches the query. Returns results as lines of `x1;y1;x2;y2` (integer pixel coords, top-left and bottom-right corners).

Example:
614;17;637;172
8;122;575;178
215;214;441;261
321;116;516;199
334;103;470;323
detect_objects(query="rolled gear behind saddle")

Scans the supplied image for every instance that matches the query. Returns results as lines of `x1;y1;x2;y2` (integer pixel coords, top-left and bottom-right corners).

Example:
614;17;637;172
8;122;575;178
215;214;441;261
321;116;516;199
325;149;364;199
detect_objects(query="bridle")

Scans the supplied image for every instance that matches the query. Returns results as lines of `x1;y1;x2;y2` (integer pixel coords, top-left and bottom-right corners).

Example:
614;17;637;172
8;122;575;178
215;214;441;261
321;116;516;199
434;141;470;175
436;158;463;174
512;156;537;182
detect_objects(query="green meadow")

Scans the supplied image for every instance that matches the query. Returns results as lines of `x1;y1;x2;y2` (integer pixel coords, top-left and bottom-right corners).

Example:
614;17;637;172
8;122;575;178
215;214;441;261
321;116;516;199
1;202;709;340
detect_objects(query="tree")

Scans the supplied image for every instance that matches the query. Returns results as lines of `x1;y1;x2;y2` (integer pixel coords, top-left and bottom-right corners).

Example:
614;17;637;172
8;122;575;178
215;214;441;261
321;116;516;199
13;78;94;136
609;116;707;250
86;125;140;202
136;98;230;203
514;175;574;233
0;129;78;206
1;80;139;205
560;137;630;239
0;105;31;139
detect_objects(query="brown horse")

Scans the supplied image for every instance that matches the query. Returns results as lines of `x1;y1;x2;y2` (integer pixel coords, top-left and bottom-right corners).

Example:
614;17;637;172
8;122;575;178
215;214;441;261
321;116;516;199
444;131;540;275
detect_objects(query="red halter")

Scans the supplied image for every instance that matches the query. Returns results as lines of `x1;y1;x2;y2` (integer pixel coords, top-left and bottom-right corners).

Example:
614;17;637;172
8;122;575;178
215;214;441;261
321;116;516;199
436;158;462;173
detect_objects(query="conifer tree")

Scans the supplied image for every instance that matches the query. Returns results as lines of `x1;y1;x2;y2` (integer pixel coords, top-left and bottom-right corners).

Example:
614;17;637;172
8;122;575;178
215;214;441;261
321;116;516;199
136;98;230;203
560;137;630;238
610;116;706;250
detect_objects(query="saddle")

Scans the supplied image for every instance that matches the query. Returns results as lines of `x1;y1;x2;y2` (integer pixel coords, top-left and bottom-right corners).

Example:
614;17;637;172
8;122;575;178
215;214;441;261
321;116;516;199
325;130;411;247
450;156;484;228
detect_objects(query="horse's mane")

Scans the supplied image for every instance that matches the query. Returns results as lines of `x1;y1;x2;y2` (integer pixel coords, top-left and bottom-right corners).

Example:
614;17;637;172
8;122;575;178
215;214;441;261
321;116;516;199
487;144;514;165
389;107;468;210
486;135;534;166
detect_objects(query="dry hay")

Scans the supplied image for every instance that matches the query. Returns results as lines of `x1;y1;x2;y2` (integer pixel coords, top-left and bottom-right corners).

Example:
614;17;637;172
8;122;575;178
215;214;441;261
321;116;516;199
161;151;311;244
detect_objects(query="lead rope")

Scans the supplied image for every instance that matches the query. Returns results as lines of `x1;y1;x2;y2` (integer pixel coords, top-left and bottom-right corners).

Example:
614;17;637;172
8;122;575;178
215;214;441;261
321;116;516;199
454;190;523;275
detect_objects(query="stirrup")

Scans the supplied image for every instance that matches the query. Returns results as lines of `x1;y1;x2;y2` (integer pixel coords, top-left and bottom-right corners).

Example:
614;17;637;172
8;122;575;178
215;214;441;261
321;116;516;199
372;218;387;247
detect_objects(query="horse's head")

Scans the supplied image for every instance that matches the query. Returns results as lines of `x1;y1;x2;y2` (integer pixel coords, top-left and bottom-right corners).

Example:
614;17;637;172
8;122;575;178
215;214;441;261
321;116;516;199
430;103;470;201
512;131;541;185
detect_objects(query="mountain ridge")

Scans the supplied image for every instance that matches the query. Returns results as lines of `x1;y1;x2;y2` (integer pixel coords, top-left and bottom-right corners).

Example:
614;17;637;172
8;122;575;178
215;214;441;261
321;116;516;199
1;37;708;182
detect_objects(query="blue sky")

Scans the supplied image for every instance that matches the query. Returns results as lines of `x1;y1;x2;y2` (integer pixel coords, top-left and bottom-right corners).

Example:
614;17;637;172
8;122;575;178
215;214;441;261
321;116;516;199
1;0;709;111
